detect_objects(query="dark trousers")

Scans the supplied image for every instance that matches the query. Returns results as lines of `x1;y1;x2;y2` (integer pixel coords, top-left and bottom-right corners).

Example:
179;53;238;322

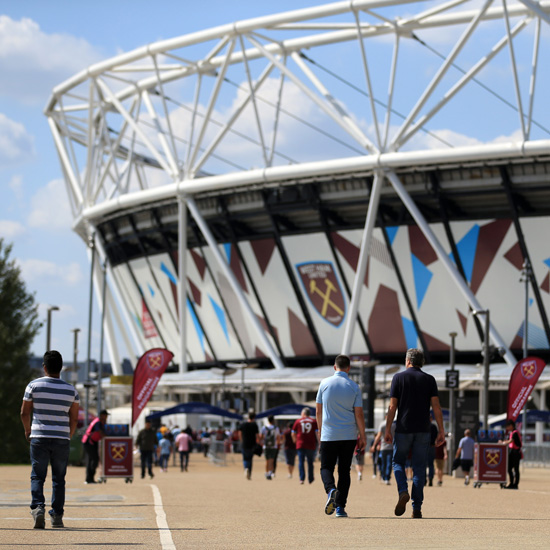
30;438;70;516
83;441;99;483
179;451;190;471
320;440;357;508
140;450;154;477
508;448;521;487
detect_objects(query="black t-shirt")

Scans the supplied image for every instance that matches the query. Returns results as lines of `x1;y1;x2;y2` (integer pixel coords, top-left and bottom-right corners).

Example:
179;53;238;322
239;421;259;449
390;367;438;433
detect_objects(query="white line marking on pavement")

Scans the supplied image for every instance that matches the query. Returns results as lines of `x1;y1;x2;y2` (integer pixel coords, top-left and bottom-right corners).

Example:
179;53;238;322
151;484;176;550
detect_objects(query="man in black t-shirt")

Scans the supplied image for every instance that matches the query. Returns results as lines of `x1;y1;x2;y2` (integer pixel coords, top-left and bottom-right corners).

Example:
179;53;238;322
238;412;260;480
385;349;445;519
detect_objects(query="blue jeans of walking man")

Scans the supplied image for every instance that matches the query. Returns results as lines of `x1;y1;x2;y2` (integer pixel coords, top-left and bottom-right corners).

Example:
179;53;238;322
297;448;316;483
30;438;71;516
393;432;430;511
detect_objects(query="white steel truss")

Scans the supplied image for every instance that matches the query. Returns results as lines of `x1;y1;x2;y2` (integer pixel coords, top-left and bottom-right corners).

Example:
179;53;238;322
45;0;550;370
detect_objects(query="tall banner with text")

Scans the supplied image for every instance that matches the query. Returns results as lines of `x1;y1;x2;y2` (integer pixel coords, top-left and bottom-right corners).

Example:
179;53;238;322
507;356;546;421
131;348;174;427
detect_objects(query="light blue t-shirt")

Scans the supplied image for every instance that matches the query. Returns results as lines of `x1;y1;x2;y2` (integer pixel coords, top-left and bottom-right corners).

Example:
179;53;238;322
458;436;475;460
316;371;362;441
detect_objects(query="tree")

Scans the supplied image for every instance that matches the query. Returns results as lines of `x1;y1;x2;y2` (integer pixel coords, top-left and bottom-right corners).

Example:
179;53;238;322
0;239;42;463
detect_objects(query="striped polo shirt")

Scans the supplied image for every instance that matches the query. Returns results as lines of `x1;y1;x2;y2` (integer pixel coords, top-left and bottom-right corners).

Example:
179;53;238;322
23;376;80;440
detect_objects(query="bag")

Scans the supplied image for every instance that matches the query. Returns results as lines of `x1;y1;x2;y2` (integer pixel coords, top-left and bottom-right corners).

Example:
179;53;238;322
254;443;263;457
451;457;461;471
264;426;276;449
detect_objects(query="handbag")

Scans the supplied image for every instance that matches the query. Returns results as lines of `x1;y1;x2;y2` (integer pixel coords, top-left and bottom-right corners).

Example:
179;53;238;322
254;443;263;457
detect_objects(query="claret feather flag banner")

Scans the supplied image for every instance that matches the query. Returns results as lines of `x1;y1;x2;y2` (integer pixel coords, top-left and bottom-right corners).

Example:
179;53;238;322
131;348;174;426
507;356;546;421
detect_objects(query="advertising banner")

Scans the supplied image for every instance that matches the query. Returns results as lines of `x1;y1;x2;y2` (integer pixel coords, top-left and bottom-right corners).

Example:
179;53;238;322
131;348;174;426
102;437;133;477
474;443;507;483
506;357;546;421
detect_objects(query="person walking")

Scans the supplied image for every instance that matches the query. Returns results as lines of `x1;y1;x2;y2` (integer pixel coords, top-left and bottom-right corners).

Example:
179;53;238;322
175;429;193;472
238;411;260;480
292;407;318;485
282;421;297;478
81;409;109;484
261;415;281;480
135;419;157;479
371;414;395;485
158;432;172;472
316;354;366;519
385;348;445;519
20;350;80;529
455;429;475;485
500;420;522;489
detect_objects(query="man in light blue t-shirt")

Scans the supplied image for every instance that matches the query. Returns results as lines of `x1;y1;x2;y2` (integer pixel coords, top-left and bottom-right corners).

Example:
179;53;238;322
316;354;366;519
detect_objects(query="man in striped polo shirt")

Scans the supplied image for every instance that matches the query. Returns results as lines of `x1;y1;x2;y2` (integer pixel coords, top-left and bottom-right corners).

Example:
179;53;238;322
20;350;80;529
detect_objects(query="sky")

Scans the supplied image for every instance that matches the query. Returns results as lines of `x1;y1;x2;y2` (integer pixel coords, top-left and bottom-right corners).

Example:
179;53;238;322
0;0;326;365
0;0;548;368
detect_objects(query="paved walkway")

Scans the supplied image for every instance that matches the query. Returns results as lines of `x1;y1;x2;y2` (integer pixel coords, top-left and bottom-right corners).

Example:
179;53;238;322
1;453;549;549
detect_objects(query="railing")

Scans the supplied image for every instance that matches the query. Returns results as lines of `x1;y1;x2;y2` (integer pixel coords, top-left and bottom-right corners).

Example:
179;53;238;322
523;445;550;468
208;439;240;466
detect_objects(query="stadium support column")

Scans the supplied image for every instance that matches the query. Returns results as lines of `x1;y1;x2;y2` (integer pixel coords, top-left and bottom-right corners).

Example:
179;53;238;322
385;170;516;368
341;171;384;355
178;196;188;373
186;197;285;370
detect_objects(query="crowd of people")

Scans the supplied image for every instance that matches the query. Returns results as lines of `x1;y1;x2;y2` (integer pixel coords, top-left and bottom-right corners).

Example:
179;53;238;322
20;348;525;529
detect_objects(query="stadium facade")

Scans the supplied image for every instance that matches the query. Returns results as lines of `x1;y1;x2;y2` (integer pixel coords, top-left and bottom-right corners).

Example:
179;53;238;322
45;0;550;411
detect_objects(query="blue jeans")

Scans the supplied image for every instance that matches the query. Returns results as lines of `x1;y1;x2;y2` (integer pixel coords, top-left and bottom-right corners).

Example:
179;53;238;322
427;446;436;480
297;448;316;483
242;447;254;471
380;449;393;481
30;438;70;516
393;432;430;511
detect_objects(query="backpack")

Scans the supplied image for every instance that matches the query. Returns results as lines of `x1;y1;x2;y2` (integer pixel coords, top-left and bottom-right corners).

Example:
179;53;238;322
264;426;276;449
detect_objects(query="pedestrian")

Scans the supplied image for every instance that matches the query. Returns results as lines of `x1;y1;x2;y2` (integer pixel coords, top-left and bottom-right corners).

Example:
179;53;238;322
261;415;281;480
81;409;109;484
20;350;80;529
385;348;445;519
175;429;193;471
371;414;395;485
282;421;296;478
238;411;260;480
135;419;157;479
426;415;439;486
434;437;448;486
158;433;172;472
292;407;318;485
500;419;522;489
354;437;365;482
316;354;366;519
455;429;475;485
200;427;211;457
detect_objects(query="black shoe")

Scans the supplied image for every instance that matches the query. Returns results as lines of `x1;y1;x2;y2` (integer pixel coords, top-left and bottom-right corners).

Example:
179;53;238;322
51;513;64;528
412;509;422;519
394;492;410;516
428;478;433;487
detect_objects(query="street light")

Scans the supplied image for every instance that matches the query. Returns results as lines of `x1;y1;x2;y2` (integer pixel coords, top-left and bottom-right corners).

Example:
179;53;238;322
46;305;59;351
70;328;80;383
473;309;490;429
211;366;237;409
448;331;457;475
227;362;259;413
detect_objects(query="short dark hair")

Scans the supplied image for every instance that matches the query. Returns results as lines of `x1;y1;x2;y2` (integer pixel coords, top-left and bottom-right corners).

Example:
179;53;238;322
43;350;63;374
505;419;516;429
268;415;275;423
334;354;350;370
248;411;256;421
406;348;425;368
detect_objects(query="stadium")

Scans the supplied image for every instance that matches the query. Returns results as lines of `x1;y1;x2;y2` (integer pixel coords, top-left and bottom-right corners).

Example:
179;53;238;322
44;1;550;424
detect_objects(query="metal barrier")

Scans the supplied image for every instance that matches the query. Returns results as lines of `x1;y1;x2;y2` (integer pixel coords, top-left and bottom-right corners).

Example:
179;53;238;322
208;440;240;466
523;445;550;468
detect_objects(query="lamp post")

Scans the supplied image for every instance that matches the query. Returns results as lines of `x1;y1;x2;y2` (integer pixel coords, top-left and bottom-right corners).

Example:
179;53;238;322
211;367;236;409
473;309;490;429
448;331;457;475
71;328;80;384
520;260;532;443
46;305;59;351
227;362;259;413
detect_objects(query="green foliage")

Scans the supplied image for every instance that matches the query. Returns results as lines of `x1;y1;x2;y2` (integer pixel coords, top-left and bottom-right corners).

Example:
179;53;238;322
0;239;42;463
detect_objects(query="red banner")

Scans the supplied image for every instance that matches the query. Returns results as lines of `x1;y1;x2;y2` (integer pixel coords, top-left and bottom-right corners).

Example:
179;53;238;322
131;348;173;426
507;356;546;421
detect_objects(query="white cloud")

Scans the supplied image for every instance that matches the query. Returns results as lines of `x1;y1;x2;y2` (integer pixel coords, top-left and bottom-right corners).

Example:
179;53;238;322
0;15;102;104
28;177;73;231
0;219;27;239
0;113;35;165
17;258;83;286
